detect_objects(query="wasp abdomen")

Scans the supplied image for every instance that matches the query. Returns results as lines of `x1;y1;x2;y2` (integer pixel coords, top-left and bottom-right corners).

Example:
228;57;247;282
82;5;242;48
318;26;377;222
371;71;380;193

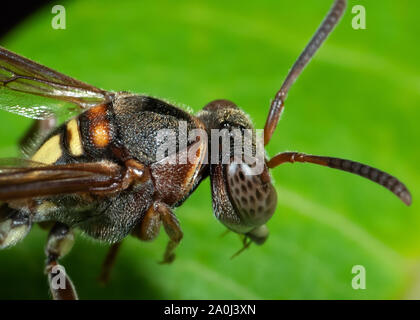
66;119;84;156
31;102;120;165
78;103;117;158
31;134;63;164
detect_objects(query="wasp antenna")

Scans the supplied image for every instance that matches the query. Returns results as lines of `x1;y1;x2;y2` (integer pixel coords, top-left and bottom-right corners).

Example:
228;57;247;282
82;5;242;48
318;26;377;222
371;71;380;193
264;0;347;145
267;152;412;206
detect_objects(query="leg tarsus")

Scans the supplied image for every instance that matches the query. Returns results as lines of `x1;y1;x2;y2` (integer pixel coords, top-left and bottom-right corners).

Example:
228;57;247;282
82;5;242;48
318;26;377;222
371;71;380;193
159;239;178;264
220;229;230;238
158;203;183;264
98;241;122;286
230;236;252;260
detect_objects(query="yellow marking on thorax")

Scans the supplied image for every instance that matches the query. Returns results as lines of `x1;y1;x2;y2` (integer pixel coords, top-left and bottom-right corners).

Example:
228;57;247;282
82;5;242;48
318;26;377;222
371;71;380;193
67;119;83;156
31;135;62;164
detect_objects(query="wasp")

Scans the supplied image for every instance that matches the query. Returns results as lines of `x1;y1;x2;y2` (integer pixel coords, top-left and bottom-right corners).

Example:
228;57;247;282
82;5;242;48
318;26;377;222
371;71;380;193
0;0;411;299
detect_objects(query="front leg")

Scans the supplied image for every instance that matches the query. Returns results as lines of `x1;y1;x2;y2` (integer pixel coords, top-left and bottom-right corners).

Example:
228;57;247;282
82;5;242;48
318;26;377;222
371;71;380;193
159;203;183;264
45;223;78;300
98;242;122;285
132;202;183;264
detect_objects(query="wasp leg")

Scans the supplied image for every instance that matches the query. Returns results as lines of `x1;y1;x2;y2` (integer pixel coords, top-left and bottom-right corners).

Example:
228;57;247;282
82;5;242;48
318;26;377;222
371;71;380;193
45;222;77;300
231;236;252;259
220;229;230;238
0;205;31;249
98;241;122;286
131;205;162;242
158;203;183;264
132;203;183;264
19;118;57;152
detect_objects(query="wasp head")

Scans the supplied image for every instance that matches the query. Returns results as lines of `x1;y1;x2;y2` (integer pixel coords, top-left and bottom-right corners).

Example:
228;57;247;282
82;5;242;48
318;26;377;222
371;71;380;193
198;100;277;245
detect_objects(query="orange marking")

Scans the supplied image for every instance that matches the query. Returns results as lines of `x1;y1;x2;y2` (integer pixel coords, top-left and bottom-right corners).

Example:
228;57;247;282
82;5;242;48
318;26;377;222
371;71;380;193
91;120;110;148
86;104;110;148
87;104;107;119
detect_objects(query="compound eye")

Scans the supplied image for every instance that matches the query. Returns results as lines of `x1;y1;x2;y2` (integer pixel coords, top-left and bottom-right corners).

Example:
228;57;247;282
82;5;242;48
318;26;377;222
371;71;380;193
209;162;277;235
226;163;277;229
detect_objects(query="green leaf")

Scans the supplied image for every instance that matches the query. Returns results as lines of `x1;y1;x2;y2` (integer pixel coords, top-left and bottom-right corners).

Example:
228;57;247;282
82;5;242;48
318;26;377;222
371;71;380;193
0;0;418;299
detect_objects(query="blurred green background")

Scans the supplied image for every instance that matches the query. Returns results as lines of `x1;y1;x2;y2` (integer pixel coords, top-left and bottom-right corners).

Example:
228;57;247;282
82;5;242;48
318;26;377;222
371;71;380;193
0;0;419;299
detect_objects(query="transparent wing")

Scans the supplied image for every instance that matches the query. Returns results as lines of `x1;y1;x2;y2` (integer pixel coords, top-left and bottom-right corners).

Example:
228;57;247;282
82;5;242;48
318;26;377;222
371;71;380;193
0;158;45;168
0;46;114;119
